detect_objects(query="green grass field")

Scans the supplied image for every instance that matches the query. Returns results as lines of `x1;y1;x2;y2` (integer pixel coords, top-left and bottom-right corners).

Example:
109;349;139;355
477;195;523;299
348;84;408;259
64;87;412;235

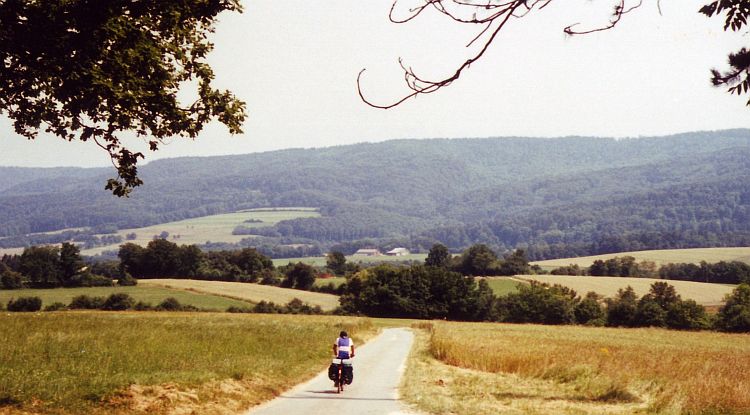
532;247;750;269
0;286;253;310
139;279;341;311
520;275;735;306
81;208;320;255
273;253;428;267
313;276;347;288
0;313;375;414
481;277;524;296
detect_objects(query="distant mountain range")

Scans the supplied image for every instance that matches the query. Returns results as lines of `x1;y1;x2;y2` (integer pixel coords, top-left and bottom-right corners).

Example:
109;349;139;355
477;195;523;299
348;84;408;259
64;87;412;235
2;129;749;259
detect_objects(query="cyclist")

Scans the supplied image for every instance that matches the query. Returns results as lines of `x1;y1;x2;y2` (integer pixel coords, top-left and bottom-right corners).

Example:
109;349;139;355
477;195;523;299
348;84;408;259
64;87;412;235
333;330;355;359
332;331;355;389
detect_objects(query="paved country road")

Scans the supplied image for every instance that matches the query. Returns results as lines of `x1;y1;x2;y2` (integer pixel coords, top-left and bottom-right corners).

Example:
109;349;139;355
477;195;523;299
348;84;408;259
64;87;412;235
245;328;417;415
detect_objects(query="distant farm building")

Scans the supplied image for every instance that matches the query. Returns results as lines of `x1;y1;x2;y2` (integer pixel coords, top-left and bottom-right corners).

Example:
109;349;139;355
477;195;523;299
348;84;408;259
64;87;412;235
353;248;382;256
385;248;410;256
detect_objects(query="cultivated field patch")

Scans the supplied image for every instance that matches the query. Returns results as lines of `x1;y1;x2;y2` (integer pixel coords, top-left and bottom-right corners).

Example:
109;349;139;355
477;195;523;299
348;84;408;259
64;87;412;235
140;279;340;311
403;321;750;415
81;208;320;255
0;313;375;414
533;247;750;269
519;275;735;306
481;277;525;296
0;286;253;311
272;253;428;267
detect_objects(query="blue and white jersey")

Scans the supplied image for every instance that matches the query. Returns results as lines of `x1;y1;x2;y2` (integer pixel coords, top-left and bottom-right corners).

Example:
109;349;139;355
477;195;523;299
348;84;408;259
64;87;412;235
335;337;353;359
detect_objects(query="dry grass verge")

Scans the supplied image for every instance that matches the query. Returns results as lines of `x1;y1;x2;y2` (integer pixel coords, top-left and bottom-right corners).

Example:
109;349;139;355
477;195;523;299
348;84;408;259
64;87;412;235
408;322;750;414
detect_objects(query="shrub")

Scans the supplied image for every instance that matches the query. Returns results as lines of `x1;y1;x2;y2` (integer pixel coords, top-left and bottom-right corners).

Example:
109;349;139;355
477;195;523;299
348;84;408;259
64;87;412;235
227;305;253;313
102;293;135;311
133;301;153;311
117;272;138;286
605;286;638;327
157;297;182;311
253;300;283;314
7;296;42;312
69;295;106;309
260;270;282;286
500;282;576;325
67;272;114;287
716;284;750;332
1;270;24;289
44;302;68;312
635;296;667;327
574;292;605;325
666;299;710;330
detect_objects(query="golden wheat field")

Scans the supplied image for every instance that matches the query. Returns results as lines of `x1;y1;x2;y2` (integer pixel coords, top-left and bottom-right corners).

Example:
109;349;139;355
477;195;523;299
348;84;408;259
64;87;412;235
139;279;341;311
518;275;735;306
532;247;750;268
419;322;750;414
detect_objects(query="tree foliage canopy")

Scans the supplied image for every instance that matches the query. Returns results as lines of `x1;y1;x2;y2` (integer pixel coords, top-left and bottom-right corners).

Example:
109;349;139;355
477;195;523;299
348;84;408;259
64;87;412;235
0;0;246;195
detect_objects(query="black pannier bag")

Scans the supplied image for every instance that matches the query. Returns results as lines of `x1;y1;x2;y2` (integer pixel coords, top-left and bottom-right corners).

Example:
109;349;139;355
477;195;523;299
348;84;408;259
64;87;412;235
328;362;338;381
342;362;353;384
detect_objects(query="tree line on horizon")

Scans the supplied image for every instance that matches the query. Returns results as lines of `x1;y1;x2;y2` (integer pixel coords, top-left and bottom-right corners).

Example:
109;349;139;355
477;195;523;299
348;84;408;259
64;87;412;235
2;241;750;333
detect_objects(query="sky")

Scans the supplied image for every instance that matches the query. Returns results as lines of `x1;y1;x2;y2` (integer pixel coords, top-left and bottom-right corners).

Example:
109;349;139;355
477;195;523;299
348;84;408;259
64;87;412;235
1;0;748;168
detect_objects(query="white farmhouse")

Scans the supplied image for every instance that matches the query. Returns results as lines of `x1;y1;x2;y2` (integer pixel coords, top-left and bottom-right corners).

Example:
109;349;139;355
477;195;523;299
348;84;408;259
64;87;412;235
385;247;410;256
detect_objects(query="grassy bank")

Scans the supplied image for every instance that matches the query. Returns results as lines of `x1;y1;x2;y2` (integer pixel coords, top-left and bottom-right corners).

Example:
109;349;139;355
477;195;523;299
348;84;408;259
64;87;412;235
0;312;375;414
402;322;750;414
0;286;252;311
139;279;340;311
482;277;524;296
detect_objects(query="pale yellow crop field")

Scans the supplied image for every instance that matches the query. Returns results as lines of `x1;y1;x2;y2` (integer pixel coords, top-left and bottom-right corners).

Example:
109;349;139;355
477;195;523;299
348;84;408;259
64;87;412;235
408;322;750;415
0;247;24;256
519;275;735;305
273;253;428;267
139;279;340;311
533;247;750;268
81;208;320;255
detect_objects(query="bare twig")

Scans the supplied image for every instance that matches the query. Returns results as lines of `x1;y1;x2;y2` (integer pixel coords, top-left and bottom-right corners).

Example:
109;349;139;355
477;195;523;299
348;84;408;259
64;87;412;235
361;0;648;108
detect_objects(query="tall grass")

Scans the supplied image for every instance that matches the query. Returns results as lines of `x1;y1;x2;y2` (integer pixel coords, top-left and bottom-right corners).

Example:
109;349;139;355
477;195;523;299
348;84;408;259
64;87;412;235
428;322;750;414
0;312;374;414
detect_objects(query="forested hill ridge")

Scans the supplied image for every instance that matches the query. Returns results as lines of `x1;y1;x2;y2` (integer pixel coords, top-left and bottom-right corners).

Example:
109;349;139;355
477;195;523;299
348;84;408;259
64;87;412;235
1;129;750;259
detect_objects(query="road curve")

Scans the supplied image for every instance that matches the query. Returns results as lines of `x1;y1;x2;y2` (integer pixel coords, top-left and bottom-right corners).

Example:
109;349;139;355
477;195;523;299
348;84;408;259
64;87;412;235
244;327;416;415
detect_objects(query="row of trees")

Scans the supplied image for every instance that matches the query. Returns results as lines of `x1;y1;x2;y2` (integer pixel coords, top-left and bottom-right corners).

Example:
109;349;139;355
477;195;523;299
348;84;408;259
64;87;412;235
118;240;274;281
2;293;324;315
550;255;750;284
1;243;128;289
338;261;750;332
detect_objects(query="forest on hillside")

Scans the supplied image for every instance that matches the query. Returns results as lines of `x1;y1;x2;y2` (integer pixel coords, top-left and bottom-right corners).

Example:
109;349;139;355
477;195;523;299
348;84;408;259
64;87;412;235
1;130;749;259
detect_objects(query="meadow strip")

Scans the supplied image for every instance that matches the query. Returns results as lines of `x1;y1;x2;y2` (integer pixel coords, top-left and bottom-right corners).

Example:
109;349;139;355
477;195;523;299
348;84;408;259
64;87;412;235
532;247;750;268
139;279;340;311
0;286;253;311
426;322;750;414
517;275;735;306
0;312;375;414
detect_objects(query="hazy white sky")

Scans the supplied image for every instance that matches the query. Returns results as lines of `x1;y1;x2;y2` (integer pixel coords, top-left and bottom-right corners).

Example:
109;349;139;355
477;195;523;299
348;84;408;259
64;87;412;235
1;0;748;168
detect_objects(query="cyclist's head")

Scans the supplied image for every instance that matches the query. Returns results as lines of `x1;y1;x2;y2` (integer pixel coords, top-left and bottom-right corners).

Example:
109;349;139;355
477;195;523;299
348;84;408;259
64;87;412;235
339;330;348;338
